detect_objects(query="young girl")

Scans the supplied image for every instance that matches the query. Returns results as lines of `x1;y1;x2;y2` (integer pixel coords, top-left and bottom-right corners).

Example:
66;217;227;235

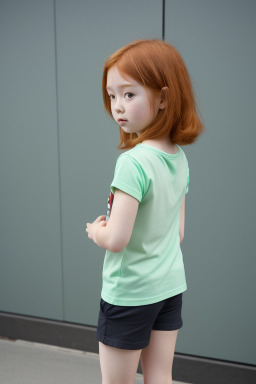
86;39;204;384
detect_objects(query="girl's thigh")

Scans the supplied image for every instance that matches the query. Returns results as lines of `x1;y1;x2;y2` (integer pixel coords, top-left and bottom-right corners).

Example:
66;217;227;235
99;341;142;384
140;329;179;384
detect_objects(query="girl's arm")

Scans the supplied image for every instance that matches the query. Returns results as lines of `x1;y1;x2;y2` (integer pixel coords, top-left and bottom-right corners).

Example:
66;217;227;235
95;188;139;253
86;215;110;249
92;194;185;249
94;222;112;251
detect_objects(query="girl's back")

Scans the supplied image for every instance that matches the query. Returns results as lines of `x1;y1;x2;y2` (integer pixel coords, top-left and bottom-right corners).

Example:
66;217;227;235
102;142;189;306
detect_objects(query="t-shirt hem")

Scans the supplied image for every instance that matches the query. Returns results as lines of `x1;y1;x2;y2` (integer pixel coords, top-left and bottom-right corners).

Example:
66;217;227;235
101;283;187;306
111;181;142;203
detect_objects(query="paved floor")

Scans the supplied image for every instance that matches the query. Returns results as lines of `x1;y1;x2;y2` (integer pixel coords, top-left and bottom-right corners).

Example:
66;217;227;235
0;338;190;384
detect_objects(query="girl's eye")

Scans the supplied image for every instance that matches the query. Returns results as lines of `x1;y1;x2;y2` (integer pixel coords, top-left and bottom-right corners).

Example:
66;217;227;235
125;92;134;99
108;93;134;100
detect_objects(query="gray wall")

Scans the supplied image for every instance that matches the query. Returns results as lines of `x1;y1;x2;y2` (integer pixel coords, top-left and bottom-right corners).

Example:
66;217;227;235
0;0;255;366
165;0;256;366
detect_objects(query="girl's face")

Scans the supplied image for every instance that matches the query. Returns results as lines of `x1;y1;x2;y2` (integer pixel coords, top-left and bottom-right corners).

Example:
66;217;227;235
106;66;163;136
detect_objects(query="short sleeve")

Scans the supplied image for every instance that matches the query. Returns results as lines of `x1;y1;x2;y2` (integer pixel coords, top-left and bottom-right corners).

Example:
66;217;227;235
185;167;190;194
110;154;145;203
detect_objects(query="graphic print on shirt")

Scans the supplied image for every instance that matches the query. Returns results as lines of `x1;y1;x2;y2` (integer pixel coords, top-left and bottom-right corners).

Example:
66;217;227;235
106;191;114;222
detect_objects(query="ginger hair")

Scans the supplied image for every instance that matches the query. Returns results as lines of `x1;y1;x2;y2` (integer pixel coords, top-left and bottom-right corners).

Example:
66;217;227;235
102;39;206;150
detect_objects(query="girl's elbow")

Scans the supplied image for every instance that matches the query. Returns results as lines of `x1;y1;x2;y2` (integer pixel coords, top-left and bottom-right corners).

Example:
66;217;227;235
108;238;127;253
108;244;122;253
108;228;132;253
109;244;125;253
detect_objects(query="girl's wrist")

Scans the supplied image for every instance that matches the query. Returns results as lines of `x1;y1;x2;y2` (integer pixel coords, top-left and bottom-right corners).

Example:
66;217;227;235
95;223;110;250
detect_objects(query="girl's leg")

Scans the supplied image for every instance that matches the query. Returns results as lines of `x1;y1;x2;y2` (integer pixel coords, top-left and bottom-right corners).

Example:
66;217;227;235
99;341;142;384
140;329;179;384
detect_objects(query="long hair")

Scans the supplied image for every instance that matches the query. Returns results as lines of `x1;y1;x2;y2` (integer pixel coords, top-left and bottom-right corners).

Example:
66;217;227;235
102;39;206;150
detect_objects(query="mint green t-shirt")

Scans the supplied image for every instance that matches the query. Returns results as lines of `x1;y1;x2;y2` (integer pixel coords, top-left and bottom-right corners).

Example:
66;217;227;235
101;143;190;306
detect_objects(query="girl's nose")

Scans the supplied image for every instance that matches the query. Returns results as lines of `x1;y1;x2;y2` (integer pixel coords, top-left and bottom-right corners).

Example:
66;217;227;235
114;97;124;113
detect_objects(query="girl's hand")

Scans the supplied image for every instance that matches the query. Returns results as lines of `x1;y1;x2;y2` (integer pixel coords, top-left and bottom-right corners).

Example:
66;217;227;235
86;215;107;245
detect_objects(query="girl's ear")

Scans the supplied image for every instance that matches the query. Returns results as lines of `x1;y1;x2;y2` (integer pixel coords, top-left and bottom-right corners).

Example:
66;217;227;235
159;87;169;109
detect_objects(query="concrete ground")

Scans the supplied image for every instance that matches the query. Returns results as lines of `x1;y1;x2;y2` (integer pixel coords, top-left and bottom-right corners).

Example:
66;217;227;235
0;338;191;384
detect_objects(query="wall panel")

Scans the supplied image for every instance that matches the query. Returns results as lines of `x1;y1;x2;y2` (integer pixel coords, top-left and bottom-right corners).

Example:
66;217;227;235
165;0;256;365
0;0;63;320
55;0;162;325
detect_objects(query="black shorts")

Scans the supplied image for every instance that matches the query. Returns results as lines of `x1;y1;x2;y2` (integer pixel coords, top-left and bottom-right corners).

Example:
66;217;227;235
96;293;183;350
